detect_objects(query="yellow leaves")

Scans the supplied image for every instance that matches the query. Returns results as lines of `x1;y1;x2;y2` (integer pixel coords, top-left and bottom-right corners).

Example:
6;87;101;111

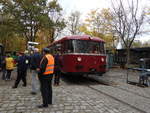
79;25;87;32
145;8;150;15
36;29;55;51
81;8;118;50
85;8;114;33
0;36;26;52
101;8;113;20
79;24;93;36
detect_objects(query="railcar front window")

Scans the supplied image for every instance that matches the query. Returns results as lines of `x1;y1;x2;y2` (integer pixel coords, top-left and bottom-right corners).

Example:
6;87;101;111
73;40;104;54
73;40;88;53
64;40;105;54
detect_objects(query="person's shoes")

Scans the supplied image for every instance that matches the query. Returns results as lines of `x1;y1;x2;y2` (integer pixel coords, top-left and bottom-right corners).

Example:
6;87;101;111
30;92;37;95
22;84;26;87
48;103;52;105
37;104;48;108
48;101;52;105
2;78;5;80
12;86;17;89
54;84;59;86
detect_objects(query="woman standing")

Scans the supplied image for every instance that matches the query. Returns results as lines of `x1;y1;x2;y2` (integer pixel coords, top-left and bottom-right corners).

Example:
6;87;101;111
5;54;14;80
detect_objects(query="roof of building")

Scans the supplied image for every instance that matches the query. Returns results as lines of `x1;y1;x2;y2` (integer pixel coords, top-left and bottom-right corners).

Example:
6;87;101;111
117;47;150;52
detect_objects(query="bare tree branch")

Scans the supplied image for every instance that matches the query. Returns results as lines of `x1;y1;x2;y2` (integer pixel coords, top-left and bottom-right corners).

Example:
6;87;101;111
111;0;146;64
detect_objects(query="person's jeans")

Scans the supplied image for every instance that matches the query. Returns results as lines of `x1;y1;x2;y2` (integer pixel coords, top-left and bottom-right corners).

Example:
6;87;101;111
54;71;60;85
6;70;12;80
1;69;6;80
31;70;40;93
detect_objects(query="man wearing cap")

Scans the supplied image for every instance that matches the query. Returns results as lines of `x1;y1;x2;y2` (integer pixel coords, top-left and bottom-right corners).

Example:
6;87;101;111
37;48;55;108
12;51;29;88
0;54;6;80
54;50;61;86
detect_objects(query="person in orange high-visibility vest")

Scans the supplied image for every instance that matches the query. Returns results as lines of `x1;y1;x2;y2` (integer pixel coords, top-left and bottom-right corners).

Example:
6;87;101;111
37;48;55;108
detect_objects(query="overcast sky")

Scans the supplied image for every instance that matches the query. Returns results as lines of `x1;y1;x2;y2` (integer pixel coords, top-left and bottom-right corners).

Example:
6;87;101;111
57;0;150;42
58;0;110;18
58;0;149;16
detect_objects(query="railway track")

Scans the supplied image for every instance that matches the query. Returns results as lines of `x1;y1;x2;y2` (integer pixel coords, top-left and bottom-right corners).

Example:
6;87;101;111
86;77;149;113
62;75;150;100
62;75;149;113
88;76;150;100
87;85;147;113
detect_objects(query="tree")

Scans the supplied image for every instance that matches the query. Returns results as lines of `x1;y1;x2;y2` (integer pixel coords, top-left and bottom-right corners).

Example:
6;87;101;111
80;9;118;50
142;40;150;47
131;40;143;48
46;0;66;42
67;11;81;35
111;0;146;65
0;13;19;50
0;0;65;44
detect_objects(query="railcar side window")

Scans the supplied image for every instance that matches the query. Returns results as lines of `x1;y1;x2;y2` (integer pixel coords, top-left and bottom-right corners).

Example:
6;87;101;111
50;46;55;55
64;40;74;53
55;43;62;53
68;40;74;53
100;42;105;54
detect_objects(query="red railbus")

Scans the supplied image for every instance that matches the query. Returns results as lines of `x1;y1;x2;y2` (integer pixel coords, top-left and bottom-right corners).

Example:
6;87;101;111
48;35;106;76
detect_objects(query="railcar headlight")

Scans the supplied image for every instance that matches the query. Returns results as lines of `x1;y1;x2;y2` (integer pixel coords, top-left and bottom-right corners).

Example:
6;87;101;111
101;58;104;62
77;57;82;62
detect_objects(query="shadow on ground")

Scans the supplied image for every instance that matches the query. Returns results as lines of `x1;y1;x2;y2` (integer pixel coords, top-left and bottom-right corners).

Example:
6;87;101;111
61;74;110;86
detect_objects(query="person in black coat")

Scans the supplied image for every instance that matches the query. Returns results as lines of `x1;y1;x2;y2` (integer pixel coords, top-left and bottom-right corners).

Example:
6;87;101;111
12;52;29;88
0;55;6;80
54;52;61;86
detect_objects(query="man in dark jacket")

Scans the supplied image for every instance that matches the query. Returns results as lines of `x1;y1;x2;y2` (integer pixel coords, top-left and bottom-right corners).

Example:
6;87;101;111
12;52;29;88
54;51;61;86
37;48;54;108
0;55;6;80
30;48;41;94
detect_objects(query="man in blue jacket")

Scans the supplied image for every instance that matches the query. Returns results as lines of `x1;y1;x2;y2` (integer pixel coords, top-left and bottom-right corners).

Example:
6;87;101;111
12;51;29;88
54;51;61;86
0;55;6;80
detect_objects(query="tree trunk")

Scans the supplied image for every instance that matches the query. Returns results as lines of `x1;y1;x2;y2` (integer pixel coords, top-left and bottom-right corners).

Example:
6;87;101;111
126;47;130;68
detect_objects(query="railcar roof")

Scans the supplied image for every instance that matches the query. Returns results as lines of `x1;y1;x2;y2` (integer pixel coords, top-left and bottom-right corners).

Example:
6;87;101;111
50;35;104;46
